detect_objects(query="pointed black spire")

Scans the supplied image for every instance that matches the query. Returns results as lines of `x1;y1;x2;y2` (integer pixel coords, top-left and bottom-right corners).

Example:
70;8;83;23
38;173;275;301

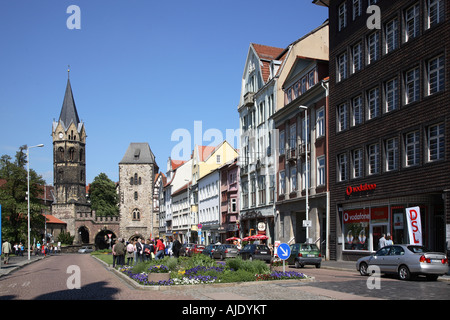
59;76;80;130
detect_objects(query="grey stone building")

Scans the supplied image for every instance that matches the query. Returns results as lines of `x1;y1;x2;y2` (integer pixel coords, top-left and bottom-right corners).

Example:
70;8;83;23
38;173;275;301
118;143;159;241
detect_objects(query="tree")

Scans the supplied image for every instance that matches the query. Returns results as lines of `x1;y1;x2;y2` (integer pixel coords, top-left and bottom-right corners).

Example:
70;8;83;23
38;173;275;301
89;172;119;216
0;146;46;245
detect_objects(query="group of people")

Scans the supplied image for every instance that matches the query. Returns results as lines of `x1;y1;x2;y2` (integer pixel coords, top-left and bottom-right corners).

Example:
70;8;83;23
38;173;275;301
378;233;394;249
111;237;170;268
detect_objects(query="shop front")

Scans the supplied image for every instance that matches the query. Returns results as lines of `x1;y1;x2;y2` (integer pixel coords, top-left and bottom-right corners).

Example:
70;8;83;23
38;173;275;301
338;195;445;261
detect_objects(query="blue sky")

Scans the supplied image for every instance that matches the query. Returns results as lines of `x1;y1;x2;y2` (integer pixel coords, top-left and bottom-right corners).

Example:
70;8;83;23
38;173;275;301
0;0;327;184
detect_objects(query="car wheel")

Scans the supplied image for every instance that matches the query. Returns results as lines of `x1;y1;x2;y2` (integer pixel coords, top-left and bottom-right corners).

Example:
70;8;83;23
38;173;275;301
359;262;369;276
295;260;304;268
398;265;411;281
316;264;321;268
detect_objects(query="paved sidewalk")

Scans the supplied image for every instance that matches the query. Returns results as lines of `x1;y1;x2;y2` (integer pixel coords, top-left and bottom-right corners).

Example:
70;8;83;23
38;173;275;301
0;254;46;278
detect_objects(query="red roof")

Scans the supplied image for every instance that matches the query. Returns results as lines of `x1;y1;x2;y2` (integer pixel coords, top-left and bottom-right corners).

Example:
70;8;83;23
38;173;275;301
43;214;67;225
198;145;215;161
252;43;285;82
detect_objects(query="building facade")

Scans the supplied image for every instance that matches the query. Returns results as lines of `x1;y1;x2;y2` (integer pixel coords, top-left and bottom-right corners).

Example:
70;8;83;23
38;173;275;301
316;0;449;260
238;43;286;243
219;158;240;242
272;21;330;256
118;143;158;241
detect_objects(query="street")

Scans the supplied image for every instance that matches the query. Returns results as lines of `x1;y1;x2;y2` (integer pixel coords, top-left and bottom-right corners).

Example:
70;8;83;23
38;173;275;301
0;254;448;301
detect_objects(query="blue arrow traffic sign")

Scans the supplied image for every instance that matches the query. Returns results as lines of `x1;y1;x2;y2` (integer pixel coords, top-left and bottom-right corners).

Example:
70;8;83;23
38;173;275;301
277;243;291;260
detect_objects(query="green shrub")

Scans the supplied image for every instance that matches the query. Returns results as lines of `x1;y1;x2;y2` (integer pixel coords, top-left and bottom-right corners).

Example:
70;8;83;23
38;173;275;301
219;269;255;283
226;257;269;274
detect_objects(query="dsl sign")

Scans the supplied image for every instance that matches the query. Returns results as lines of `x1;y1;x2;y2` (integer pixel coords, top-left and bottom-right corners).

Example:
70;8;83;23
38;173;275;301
405;206;422;246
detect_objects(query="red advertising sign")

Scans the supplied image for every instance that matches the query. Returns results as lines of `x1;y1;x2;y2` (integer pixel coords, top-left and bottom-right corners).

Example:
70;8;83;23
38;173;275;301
406;206;422;245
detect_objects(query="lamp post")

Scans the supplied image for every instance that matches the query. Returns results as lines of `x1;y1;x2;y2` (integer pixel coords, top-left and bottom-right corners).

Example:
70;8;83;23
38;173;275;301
26;144;44;260
299;106;310;243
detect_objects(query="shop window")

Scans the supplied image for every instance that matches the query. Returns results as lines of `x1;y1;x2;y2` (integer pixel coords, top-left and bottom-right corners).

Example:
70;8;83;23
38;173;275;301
342;208;369;251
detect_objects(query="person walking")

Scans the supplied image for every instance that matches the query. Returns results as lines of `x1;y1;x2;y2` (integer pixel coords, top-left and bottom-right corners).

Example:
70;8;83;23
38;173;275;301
114;238;125;267
155;238;165;260
378;234;387;249
385;235;393;246
135;238;143;264
2;239;12;265
172;237;182;258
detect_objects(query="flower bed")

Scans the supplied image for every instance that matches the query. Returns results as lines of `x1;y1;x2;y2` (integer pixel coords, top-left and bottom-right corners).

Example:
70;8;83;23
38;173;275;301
118;256;309;286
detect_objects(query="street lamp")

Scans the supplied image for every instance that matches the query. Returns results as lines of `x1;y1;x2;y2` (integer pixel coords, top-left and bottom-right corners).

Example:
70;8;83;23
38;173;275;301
26;144;44;260
299;106;310;243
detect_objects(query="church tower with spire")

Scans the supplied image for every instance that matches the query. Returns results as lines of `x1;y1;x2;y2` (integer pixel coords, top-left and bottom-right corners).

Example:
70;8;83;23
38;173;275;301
51;72;91;240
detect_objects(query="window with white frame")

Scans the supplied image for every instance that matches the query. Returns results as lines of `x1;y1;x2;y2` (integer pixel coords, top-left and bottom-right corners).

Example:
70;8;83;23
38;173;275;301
427;55;445;95
405;67;420;104
385;78;399;113
352;42;362;74
258;174;266;205
338;51;348;82
404;3;420;42
279;170;286;195
368;143;380;175
385;19;398;54
301;77;307;94
338;2;347;31
316;107;325;138
427;0;445;29
308;69;316;88
367;31;379;64
302;160;310;190
352;95;363;126
405;131;420;167
338;153;348;182
279;130;285;155
289;124;297;150
290;166;297;193
317;156;325;186
269;175;275;203
353;0;361;20
338;103;348;131
368;87;380;119
230;198;237;212
428;123;444;162
385;138;399;171
352;148;363;178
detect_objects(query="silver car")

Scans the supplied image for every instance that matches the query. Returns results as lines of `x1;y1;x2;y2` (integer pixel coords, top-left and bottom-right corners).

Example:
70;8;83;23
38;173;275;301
213;244;239;260
78;245;94;253
356;244;449;281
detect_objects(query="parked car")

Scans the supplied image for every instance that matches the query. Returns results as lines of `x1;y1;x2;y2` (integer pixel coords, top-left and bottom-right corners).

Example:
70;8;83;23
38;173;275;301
287;243;322;268
179;243;195;257
238;244;271;262
202;244;218;258
188;244;205;256
213;244;239;260
356;244;449;281
78;246;94;253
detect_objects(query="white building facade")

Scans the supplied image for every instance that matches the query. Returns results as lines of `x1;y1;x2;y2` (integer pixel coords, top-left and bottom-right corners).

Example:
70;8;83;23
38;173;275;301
198;170;220;245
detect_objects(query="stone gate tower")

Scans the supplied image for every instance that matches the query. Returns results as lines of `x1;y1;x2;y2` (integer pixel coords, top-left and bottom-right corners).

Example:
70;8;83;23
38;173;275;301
118;143;158;240
51;76;91;240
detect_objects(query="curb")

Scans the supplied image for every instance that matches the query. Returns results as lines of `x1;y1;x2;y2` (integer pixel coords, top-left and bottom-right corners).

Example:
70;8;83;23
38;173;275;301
0;256;46;278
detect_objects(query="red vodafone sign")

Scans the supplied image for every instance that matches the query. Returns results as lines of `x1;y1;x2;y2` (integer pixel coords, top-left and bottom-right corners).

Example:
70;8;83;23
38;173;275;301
346;183;376;196
406;206;422;245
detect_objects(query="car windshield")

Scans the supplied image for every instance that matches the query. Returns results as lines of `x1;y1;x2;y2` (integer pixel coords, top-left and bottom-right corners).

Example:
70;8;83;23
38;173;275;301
407;245;431;253
300;244;319;251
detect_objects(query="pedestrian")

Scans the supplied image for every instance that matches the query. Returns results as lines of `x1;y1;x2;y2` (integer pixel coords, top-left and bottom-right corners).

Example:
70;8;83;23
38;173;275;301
112;239;118;268
135;238;143;264
378;234;387;249
126;240;135;265
20;243;24;256
114;238;125;267
172;237;182;258
385;235;393;246
36;241;41;256
143;239;152;261
2;239;12;265
155;238;165;260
